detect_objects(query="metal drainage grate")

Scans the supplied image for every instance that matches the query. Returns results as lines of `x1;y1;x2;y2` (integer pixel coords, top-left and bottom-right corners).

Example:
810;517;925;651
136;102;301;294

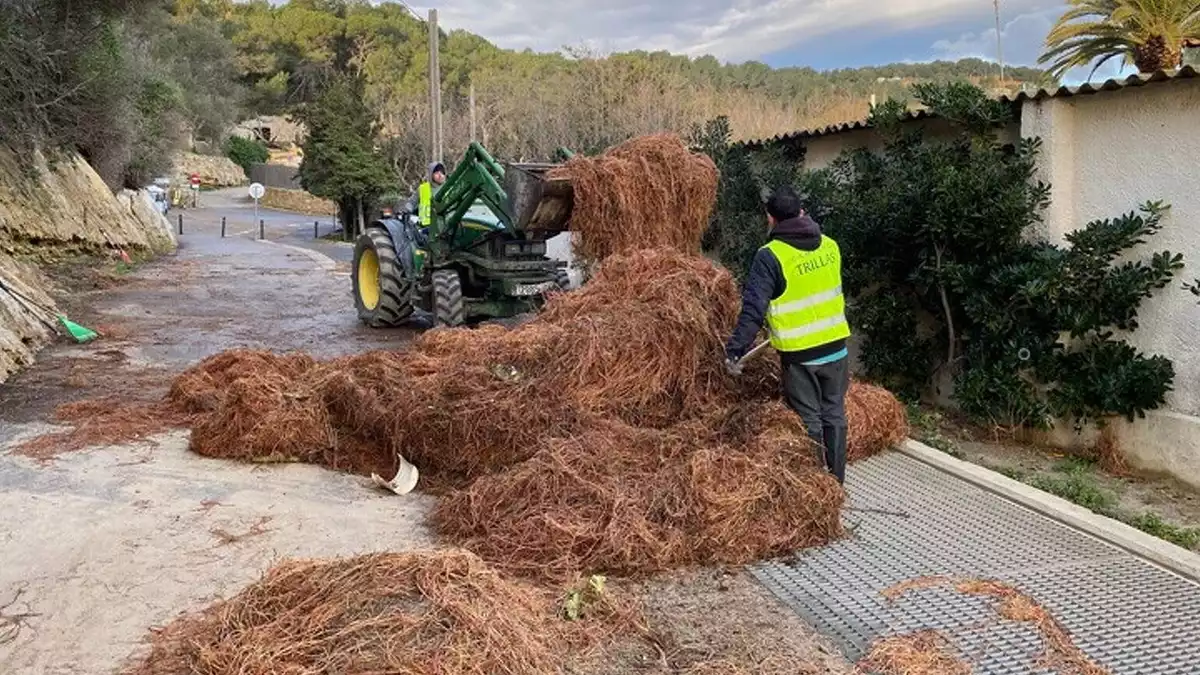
751;452;1200;674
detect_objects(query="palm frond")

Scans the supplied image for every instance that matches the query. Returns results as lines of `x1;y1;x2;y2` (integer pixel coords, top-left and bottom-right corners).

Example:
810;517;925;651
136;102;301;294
1040;0;1200;77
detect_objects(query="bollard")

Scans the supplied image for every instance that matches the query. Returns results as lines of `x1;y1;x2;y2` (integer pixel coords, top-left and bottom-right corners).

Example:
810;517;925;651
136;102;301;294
314;221;319;239
221;216;226;238
259;219;265;240
177;213;183;235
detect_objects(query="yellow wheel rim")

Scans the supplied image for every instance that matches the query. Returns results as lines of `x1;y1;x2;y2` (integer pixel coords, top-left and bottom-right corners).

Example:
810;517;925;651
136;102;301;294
358;247;380;310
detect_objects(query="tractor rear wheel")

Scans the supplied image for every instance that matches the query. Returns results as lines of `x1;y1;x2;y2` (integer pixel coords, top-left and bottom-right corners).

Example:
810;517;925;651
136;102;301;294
353;227;413;327
432;269;465;327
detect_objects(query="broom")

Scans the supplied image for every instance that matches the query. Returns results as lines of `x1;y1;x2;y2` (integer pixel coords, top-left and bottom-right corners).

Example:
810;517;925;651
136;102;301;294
0;276;99;343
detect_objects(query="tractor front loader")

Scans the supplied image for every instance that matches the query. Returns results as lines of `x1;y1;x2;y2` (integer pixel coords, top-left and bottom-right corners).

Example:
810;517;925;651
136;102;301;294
352;143;575;328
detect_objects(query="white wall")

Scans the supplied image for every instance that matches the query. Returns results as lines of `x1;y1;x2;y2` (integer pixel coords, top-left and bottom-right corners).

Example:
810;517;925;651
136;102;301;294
1023;80;1200;487
803;117;1020;170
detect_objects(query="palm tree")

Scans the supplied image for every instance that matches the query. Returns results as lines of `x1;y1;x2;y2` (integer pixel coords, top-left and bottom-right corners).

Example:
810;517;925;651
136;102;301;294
1039;0;1200;79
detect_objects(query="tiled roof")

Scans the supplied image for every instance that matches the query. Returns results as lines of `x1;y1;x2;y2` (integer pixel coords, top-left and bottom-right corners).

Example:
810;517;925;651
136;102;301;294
743;66;1198;147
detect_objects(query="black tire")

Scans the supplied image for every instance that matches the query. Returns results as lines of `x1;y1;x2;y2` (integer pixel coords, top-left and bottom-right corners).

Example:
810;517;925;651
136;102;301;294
352;227;414;327
432;269;465;327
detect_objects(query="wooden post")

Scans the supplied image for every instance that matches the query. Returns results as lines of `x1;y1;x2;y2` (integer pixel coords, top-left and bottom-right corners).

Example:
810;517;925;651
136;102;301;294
994;0;1005;82
428;8;442;162
469;80;477;144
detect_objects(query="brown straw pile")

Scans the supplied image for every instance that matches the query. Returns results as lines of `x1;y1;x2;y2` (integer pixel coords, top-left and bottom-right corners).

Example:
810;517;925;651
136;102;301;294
546;133;719;264
432;409;845;579
125;549;613;675
17;249;907;579
17;133;910;583
856;630;970;675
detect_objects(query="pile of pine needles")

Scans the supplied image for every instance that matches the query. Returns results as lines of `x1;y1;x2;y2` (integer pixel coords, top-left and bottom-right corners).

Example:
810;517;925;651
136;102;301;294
545;133;719;264
125;549;618;675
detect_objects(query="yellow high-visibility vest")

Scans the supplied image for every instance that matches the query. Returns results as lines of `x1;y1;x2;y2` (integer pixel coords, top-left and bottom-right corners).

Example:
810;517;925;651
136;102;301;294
418;181;433;226
763;236;851;353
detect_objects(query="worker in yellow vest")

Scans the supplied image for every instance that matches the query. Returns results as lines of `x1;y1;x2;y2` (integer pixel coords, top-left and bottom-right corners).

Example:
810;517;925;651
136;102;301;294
724;186;852;484
403;161;447;227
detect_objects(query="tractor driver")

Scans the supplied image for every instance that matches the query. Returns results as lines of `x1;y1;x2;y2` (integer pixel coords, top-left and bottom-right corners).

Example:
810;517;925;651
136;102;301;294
404;161;447;229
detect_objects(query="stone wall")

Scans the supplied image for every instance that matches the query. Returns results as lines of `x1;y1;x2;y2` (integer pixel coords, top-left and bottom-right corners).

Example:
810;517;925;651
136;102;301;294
170;152;247;188
260;187;336;216
0;145;177;383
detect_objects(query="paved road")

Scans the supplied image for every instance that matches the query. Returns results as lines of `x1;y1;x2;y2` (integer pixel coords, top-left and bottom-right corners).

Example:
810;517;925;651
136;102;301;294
0;213;435;673
174;187;353;263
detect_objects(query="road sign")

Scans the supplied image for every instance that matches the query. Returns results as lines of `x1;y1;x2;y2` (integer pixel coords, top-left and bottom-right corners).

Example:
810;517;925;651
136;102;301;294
189;173;201;190
249;182;265;239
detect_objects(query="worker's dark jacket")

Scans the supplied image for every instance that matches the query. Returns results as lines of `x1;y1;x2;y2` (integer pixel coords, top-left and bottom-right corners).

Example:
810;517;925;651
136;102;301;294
724;215;847;364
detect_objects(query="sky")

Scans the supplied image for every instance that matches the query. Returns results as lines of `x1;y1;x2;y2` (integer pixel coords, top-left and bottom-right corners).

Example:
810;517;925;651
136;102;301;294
273;1;1137;84
409;0;1134;84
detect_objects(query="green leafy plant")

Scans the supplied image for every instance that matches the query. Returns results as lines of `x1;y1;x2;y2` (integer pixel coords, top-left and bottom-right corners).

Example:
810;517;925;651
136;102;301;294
294;72;394;238
1185;279;1200;304
225;135;270;175
1123;512;1200;549
720;81;1184;434
690;116;801;283
1027;465;1119;513
905;404;962;457
1018;458;1200;551
561;574;607;621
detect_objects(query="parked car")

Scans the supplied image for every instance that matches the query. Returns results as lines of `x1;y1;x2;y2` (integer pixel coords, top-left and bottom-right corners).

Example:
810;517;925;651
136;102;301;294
146;184;170;215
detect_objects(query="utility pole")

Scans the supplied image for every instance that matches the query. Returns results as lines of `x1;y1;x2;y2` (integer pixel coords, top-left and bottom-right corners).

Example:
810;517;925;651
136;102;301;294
428;8;443;163
994;0;1005;82
469;80;477;143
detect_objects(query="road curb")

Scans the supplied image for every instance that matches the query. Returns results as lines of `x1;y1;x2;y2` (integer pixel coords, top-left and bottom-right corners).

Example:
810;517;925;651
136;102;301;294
256;239;337;271
899;439;1200;582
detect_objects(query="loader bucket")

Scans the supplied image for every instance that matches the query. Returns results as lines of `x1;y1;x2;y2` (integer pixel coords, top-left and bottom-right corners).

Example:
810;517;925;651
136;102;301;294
504;162;574;232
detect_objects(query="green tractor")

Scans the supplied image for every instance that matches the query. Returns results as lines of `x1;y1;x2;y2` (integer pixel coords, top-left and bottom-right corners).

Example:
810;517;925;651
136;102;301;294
352;143;576;327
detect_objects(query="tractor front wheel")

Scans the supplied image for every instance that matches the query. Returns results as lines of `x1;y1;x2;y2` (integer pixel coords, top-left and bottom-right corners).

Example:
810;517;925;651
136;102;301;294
353;228;413;327
432;269;465;327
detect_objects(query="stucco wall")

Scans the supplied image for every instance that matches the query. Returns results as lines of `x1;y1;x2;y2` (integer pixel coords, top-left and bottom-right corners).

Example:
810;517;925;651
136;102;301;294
1023;80;1200;486
803;116;1020;170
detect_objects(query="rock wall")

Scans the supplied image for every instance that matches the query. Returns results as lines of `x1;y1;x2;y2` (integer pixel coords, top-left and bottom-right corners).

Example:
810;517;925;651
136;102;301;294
0;255;55;382
171;152;247;188
0;145;177;384
261;187;336;216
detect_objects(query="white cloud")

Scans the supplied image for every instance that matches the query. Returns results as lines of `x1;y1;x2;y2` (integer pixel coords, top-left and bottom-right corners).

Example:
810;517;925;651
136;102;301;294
409;0;1048;63
931;3;1135;83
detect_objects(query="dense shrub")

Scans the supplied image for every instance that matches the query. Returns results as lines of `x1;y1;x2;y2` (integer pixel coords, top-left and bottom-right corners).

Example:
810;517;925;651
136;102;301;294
697;82;1185;431
225;136;270;175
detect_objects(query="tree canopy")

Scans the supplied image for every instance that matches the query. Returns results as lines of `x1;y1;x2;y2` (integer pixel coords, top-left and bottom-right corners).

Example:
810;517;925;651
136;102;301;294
1040;0;1200;78
2;0;1053;190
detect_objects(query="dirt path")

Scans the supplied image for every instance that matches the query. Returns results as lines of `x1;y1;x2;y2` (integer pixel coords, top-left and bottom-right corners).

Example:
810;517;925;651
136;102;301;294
0;208;852;673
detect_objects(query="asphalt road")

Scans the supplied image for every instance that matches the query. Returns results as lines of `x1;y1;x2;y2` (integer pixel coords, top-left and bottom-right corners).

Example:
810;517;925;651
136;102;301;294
173;187;354;263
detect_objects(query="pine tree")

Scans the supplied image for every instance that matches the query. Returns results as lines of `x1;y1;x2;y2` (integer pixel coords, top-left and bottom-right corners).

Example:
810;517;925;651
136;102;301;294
295;72;394;237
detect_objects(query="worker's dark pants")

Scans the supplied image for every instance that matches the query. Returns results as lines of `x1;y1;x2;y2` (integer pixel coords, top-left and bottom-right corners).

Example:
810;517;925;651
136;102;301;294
782;356;849;484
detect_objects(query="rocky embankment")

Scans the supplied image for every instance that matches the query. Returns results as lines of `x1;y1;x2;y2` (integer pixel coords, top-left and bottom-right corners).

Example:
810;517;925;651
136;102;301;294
0;146;176;383
171;152;247;188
